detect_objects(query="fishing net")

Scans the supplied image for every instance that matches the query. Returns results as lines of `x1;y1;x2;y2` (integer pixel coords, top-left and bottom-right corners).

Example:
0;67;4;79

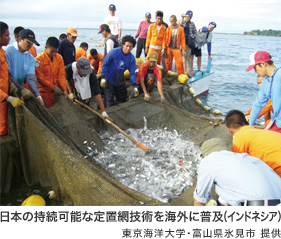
0;79;231;206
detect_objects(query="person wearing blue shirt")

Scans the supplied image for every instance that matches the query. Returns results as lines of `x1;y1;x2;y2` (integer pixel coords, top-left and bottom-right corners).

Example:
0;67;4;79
5;29;44;105
246;51;281;133
194;138;281;206
101;35;139;107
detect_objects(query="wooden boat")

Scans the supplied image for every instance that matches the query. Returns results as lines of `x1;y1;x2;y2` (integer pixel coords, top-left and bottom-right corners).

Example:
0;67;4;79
188;58;214;98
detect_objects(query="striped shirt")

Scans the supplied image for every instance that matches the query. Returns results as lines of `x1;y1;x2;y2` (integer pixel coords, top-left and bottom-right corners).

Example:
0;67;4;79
180;21;197;44
194;150;281;206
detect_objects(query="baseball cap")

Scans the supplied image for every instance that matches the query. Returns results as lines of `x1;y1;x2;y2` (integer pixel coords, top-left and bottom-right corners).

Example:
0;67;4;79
148;51;159;62
209;22;217;28
98;24;110;34
145;12;151;18
67;28;79;37
18;29;40;46
201;138;228;157
109;4;116;10
76;57;93;75
184;10;193;17
246;51;271;72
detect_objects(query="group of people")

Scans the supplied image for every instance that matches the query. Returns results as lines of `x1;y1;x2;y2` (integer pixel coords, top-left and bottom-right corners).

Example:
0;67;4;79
134;9;216;78
1;5;281;207
194;52;281;206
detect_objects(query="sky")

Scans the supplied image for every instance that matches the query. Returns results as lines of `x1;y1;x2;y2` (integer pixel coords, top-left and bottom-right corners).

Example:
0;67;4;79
1;0;281;33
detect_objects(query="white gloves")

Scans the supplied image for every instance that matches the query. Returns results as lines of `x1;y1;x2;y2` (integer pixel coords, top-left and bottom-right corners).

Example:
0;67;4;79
36;96;44;106
102;111;113;121
68;93;75;102
100;79;107;88
144;94;150;102
134;87;139;97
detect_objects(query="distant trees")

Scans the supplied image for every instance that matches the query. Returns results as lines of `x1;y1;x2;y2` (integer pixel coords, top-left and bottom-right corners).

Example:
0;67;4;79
244;29;281;36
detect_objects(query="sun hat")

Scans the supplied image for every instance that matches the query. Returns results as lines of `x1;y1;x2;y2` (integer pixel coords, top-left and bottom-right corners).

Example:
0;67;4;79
201;138;228;157
67;28;79;37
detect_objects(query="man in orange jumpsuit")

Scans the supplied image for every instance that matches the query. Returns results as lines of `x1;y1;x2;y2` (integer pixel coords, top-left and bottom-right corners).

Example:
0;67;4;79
225;109;281;177
145;11;166;65
76;42;88;61
87;49;104;76
165;15;186;75
0;22;24;136
35;37;68;108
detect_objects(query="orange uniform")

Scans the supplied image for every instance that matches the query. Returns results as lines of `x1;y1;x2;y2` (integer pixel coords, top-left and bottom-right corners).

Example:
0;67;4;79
0;48;10;135
29;45;37;58
35;51;66;108
245;100;273;127
232;125;281;177
146;23;166;65
76;47;87;61
165;25;186;75
87;53;103;75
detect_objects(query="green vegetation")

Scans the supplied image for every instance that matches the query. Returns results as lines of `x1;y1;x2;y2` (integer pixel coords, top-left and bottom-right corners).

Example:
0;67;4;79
244;29;281;37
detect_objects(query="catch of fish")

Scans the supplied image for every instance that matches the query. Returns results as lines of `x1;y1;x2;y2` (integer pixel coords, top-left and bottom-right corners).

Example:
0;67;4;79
86;118;202;203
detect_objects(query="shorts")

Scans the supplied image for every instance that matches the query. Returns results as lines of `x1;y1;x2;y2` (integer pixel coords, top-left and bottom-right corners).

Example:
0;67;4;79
191;47;202;57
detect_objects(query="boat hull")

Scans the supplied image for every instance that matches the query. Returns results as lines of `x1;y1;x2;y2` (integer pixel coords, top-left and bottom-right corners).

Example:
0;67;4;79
188;73;213;98
187;58;214;98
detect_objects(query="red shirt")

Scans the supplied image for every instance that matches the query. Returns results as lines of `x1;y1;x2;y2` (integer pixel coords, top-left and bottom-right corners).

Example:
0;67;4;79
135;21;152;39
137;61;162;84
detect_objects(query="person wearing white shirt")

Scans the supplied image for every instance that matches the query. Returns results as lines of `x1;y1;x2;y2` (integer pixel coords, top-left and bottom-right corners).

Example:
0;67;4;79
103;4;122;45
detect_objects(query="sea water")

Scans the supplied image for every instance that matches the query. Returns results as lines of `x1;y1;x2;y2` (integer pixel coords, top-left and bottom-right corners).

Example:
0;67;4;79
87;118;201;203
6;27;280;115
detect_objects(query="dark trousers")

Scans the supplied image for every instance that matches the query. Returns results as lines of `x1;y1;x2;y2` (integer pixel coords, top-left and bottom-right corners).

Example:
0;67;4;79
104;81;127;108
136;38;147;58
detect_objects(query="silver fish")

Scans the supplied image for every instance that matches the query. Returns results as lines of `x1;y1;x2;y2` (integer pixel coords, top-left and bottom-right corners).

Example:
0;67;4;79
91;127;201;203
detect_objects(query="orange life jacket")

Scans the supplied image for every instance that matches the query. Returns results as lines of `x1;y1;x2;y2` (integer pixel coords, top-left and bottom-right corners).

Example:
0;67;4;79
146;23;166;50
165;24;186;50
